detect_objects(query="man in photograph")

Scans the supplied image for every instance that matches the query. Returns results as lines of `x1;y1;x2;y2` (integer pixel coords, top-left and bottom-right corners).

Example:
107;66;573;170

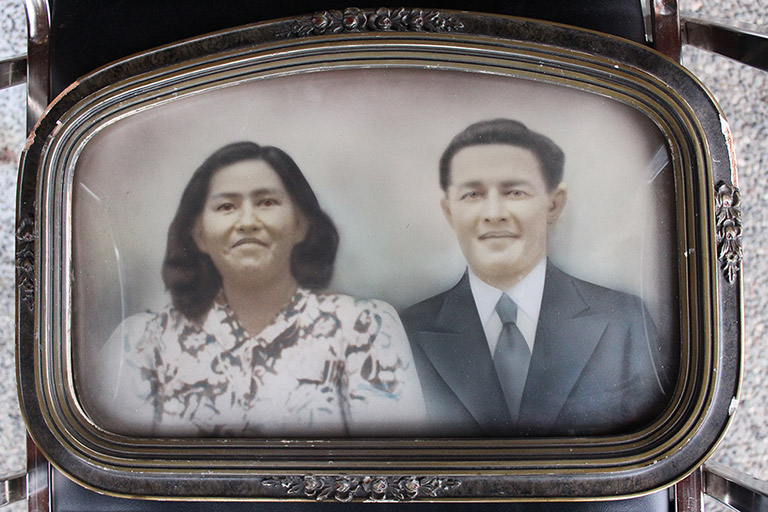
401;119;674;436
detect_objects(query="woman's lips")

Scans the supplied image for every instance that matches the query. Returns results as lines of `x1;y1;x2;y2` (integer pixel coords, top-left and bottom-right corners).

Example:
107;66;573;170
232;237;267;248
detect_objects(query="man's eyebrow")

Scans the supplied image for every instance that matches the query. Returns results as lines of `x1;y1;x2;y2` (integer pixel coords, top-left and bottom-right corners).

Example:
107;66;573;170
453;180;485;189
498;179;533;187
454;179;532;188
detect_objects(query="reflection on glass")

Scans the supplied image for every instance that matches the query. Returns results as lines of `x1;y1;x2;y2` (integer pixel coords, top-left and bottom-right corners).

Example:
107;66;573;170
73;68;679;437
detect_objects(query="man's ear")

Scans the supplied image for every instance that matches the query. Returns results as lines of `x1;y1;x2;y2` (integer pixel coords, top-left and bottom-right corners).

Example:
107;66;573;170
440;195;453;226
547;183;567;224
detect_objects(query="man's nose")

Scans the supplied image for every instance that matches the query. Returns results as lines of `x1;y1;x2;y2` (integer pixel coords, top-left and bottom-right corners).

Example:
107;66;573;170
483;191;507;222
235;203;262;231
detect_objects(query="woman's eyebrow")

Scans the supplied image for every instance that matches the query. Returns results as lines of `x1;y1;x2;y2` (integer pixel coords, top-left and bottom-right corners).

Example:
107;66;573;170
209;187;283;200
250;187;283;197
209;192;241;200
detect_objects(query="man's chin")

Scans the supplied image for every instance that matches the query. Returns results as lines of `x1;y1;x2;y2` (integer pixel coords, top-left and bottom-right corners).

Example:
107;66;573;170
474;248;522;267
470;259;530;288
477;238;519;252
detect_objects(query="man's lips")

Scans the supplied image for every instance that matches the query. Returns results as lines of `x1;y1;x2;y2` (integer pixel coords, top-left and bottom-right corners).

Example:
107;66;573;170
479;230;518;240
232;237;267;248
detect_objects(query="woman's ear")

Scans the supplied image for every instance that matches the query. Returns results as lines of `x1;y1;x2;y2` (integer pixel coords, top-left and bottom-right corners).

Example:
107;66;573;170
294;211;310;244
191;218;208;254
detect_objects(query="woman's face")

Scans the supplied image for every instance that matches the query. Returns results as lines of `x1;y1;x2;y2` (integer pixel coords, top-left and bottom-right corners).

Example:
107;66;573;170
192;159;308;285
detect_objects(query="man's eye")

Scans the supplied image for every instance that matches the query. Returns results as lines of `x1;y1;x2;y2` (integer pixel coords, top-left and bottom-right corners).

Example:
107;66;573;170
460;191;481;200
505;189;527;197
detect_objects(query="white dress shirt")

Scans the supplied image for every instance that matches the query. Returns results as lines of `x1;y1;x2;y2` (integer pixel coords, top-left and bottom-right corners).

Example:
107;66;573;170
468;258;547;355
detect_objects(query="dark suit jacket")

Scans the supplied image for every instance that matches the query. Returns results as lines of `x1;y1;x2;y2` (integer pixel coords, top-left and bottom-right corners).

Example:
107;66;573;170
401;263;674;437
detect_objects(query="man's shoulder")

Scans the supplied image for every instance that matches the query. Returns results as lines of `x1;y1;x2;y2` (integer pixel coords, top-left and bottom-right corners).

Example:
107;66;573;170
400;289;451;327
550;265;644;316
399;277;469;330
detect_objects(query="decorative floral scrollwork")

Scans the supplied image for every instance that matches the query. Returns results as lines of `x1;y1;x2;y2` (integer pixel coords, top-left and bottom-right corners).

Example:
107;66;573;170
16;215;35;312
287;7;465;37
262;474;461;501
714;181;742;284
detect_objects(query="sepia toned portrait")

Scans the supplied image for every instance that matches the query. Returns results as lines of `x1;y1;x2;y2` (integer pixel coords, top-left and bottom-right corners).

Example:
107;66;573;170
71;67;679;438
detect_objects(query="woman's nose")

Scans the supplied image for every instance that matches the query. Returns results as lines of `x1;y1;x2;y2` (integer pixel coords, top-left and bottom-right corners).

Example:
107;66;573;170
235;204;261;231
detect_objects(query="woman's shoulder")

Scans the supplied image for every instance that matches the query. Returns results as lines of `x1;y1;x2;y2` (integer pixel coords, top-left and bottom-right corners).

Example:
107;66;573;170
300;289;405;340
107;304;191;345
123;305;176;328
304;289;398;316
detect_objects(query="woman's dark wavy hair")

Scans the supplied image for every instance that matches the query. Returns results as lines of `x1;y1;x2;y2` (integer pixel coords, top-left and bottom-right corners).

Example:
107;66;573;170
162;141;339;320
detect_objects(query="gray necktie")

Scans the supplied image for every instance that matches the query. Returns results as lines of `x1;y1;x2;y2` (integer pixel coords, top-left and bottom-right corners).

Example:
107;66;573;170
493;293;531;424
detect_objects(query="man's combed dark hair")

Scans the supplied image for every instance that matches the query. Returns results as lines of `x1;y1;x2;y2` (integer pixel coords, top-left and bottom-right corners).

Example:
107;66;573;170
439;119;565;191
162;141;339;320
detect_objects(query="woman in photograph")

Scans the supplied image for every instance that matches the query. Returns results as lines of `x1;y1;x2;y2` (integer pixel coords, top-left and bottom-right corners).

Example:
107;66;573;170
97;141;425;437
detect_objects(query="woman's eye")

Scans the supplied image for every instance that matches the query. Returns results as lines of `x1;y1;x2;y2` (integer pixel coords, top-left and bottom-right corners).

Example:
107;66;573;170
258;198;279;207
215;203;235;212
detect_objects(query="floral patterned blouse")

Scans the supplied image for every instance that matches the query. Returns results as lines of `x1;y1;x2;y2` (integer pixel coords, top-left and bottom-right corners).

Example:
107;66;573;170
95;288;426;437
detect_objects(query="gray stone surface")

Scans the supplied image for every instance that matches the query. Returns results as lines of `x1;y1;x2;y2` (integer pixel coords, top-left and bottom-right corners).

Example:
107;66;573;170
0;0;765;509
0;0;27;474
681;1;768;509
683;0;768;482
0;4;29;512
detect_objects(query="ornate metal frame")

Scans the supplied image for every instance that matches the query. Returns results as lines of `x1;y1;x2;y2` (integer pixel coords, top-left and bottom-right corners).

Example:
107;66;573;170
16;9;742;501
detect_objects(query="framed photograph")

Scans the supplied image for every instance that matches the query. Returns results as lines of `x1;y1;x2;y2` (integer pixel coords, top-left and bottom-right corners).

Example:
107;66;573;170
17;9;742;501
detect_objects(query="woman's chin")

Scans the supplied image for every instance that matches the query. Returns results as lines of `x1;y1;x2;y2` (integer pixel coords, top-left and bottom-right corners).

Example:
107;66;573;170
221;261;294;288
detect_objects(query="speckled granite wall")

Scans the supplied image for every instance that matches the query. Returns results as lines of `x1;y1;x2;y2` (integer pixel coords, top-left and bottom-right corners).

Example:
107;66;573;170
0;0;765;509
685;0;768;473
0;4;29;512
0;0;27;477
681;2;768;509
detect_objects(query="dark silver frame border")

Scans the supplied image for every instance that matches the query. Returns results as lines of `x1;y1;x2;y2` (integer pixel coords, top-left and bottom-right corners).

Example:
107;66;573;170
16;10;742;501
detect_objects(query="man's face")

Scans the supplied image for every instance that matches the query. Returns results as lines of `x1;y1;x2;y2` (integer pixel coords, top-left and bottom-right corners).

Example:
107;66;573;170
441;143;567;289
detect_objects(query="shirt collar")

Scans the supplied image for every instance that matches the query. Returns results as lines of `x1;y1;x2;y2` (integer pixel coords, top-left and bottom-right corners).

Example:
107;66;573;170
468;258;547;326
208;286;310;339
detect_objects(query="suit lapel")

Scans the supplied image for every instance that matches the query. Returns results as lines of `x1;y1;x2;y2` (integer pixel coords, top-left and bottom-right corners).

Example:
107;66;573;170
519;264;609;434
414;274;512;433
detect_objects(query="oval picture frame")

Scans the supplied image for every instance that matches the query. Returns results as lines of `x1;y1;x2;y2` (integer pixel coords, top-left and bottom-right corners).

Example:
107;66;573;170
16;9;742;501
